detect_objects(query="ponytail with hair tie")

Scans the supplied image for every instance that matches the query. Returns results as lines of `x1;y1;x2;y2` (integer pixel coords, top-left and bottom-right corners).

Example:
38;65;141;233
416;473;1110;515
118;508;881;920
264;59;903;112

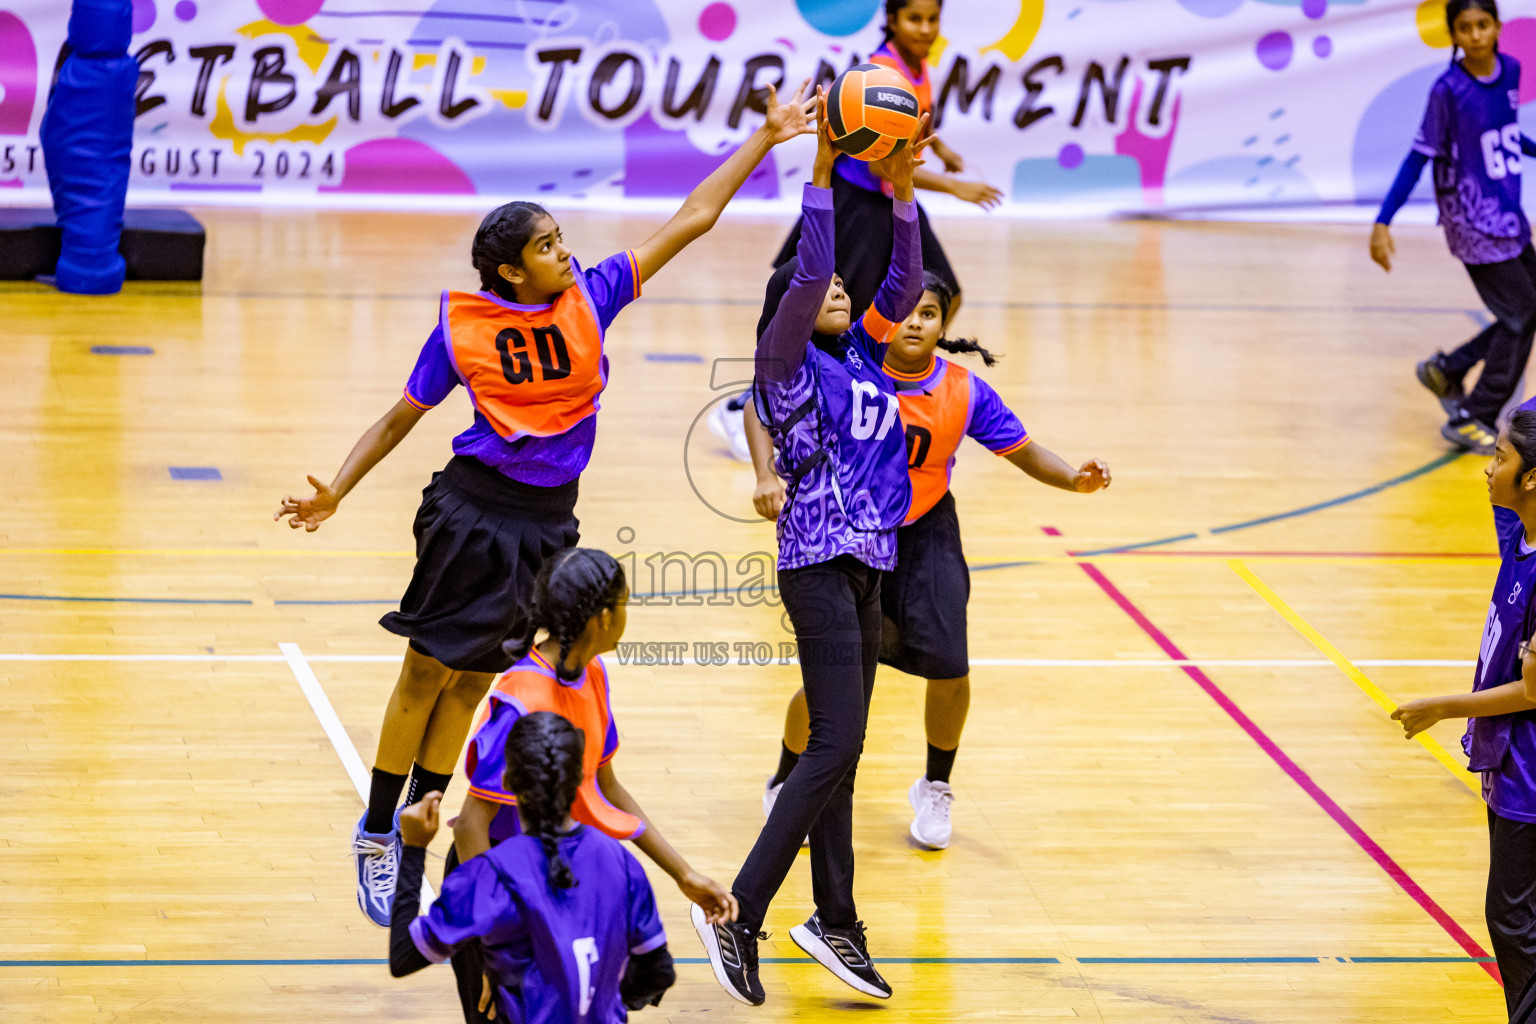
920;270;998;366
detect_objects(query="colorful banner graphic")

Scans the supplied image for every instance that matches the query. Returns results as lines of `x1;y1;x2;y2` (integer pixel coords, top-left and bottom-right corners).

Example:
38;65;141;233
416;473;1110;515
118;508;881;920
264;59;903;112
0;0;1531;213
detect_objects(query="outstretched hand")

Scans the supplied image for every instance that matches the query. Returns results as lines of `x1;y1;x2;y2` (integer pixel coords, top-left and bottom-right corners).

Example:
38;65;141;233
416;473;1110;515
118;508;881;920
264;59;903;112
760;78;816;147
275;475;339;532
869;113;933;197
679;870;739;924
1390;699;1444;740
1074;459;1111;493
812;86;837;186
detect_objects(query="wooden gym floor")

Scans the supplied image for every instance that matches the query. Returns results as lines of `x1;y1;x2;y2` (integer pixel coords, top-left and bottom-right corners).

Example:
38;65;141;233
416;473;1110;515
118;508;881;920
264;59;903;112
0;205;1518;1022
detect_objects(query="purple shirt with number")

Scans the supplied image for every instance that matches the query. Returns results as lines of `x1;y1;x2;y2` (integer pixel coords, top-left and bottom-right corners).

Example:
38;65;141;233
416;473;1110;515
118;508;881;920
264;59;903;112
753;184;919;572
409;824;666;1024
1413;55;1530;265
403;253;641;486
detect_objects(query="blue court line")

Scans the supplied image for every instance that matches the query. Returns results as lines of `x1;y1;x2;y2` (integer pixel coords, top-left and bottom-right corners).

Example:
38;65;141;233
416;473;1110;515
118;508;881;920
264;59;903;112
1071;452;1464;557
0;593;252;605
0;955;1496;968
642;353;705;363
275;599;394;606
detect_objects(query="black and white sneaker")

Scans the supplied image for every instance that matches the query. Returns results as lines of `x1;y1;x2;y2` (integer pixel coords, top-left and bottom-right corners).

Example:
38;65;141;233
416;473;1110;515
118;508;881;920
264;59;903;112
789;913;891;999
691;902;766;1006
1417;353;1466;416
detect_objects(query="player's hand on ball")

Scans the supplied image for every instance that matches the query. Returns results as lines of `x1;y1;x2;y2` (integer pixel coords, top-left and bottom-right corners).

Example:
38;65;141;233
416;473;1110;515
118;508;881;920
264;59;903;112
680;870;739;923
1369;223;1395;273
1074;458;1111;493
953;180;1003;209
400;792;443;847
760;78;816;147
870;113;933;193
275;475;339;532
1390;700;1443;739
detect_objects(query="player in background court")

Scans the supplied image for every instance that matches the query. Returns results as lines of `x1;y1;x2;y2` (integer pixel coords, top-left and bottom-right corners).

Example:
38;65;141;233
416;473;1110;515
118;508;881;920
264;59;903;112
1390;397;1536;1023
1372;0;1536;455
275;84;815;927
389;712;678;1023
746;272;1110;850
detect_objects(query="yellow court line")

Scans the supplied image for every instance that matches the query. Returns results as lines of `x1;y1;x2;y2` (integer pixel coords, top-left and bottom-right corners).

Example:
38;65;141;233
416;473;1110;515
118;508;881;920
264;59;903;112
1228;559;1481;796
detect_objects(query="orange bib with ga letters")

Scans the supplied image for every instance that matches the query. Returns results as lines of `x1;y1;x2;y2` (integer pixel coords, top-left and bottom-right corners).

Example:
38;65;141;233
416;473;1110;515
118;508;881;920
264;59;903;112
439;271;608;440
475;652;643;841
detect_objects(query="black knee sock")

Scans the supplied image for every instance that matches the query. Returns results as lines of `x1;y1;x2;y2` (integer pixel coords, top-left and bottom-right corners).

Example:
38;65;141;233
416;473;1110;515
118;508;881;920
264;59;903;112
365;768;408;834
925;744;957;785
406;764;454;808
770;742;800;788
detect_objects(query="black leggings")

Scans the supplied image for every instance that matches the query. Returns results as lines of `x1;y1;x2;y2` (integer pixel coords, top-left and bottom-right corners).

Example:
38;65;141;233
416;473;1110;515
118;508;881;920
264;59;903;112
1442;246;1536;424
732;555;882;931
1489;808;1536;1018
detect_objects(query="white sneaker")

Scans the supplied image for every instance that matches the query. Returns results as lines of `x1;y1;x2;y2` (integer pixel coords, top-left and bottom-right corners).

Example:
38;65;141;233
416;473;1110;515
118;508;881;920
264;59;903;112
708;400;752;462
763;776;809;847
908;777;954;850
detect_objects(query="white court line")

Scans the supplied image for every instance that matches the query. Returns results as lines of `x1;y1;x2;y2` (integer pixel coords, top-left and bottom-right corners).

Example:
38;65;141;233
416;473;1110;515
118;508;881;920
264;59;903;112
0;653;1479;668
278;642;435;907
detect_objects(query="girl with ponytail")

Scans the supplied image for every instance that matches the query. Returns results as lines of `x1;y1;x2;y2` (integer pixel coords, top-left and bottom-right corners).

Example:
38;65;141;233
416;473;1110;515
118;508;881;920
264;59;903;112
391;712;679;1023
1371;0;1536;456
440;548;733;1023
745;269;1110;851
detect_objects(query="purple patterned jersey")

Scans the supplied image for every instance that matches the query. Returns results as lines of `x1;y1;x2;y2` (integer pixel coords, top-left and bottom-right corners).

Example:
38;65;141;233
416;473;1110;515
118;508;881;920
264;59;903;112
1414;56;1530;265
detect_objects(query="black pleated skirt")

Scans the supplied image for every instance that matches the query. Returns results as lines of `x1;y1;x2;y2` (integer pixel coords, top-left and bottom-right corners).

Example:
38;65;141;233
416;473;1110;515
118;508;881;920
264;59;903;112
380;456;580;673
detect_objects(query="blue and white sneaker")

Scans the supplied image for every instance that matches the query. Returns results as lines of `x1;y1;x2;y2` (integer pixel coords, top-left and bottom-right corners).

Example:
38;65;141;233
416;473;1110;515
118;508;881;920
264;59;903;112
352;812;399;927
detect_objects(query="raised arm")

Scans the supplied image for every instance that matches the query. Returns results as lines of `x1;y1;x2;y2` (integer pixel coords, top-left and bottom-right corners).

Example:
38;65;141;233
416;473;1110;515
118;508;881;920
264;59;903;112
756;89;839;387
862;117;933;334
630;81;815;283
275;397;427;532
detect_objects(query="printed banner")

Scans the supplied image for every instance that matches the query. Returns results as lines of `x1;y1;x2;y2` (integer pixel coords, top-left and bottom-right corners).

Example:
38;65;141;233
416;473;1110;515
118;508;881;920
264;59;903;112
0;0;1528;212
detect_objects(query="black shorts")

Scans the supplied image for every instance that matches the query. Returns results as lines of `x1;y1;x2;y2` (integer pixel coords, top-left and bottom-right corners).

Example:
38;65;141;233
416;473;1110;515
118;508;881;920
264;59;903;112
771;174;959;322
879;491;969;680
380;456;580;674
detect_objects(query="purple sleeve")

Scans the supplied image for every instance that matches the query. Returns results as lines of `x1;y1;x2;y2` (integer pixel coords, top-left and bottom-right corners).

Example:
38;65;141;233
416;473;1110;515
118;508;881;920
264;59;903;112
410;857;518;962
581;251;642;330
850;198;923;361
465;700;525;806
1412;83;1450;161
623;848;667;954
756;184;835;386
966;375;1030;454
1376;151;1429;225
599;659;620;764
404;324;459;410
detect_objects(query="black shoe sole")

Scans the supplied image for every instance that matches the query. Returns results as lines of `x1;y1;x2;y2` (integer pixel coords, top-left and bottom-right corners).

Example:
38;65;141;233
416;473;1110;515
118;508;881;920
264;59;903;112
789;922;892;999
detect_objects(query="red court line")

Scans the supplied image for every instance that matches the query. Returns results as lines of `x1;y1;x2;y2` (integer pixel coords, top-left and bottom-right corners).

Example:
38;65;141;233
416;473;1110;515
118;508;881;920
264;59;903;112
1075;560;1501;985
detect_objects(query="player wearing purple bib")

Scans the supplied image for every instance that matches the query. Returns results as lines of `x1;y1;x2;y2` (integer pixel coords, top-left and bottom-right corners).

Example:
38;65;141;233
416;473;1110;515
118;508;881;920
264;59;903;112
692;94;927;1007
1373;0;1536;456
275;85;816;929
390;712;676;1024
1392;397;1536;1019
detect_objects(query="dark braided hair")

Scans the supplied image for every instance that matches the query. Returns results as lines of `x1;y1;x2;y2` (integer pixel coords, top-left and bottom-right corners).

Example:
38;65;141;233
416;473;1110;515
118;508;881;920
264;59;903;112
472;201;551;300
1446;0;1500;64
920;271;998;367
882;0;942;43
503;711;585;891
1508;410;1536;474
503;549;627;680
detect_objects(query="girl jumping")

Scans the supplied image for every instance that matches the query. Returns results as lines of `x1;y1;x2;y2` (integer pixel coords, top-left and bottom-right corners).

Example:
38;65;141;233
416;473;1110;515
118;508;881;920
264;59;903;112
1390;398;1536;1020
275;84;815;927
693;92;926;1006
748;273;1110;850
390;711;678;1022
1372;0;1536;455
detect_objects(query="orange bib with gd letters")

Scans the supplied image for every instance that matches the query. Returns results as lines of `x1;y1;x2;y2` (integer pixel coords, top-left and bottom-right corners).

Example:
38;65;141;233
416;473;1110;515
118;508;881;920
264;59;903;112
440;274;608;440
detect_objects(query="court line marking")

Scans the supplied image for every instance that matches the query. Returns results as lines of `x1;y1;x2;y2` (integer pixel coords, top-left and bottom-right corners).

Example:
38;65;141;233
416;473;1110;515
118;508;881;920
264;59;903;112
278;642;435;906
0;653;1480;667
1229;560;1480;795
0;955;1499;968
1074;560;1500;985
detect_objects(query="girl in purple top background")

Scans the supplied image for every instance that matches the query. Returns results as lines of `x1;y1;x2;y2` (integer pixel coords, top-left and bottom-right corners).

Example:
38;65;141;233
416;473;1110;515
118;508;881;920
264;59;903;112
273;86;816;929
692;91;927;1007
390;712;677;1024
1392;396;1536;1016
1372;0;1536;456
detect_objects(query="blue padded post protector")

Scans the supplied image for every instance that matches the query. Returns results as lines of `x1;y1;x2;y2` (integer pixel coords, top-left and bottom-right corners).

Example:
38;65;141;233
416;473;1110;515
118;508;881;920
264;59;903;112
39;0;137;295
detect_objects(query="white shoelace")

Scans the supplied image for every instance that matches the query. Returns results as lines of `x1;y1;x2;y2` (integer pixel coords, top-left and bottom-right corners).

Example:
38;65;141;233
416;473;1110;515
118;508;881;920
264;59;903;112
924;785;953;823
353;834;399;902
